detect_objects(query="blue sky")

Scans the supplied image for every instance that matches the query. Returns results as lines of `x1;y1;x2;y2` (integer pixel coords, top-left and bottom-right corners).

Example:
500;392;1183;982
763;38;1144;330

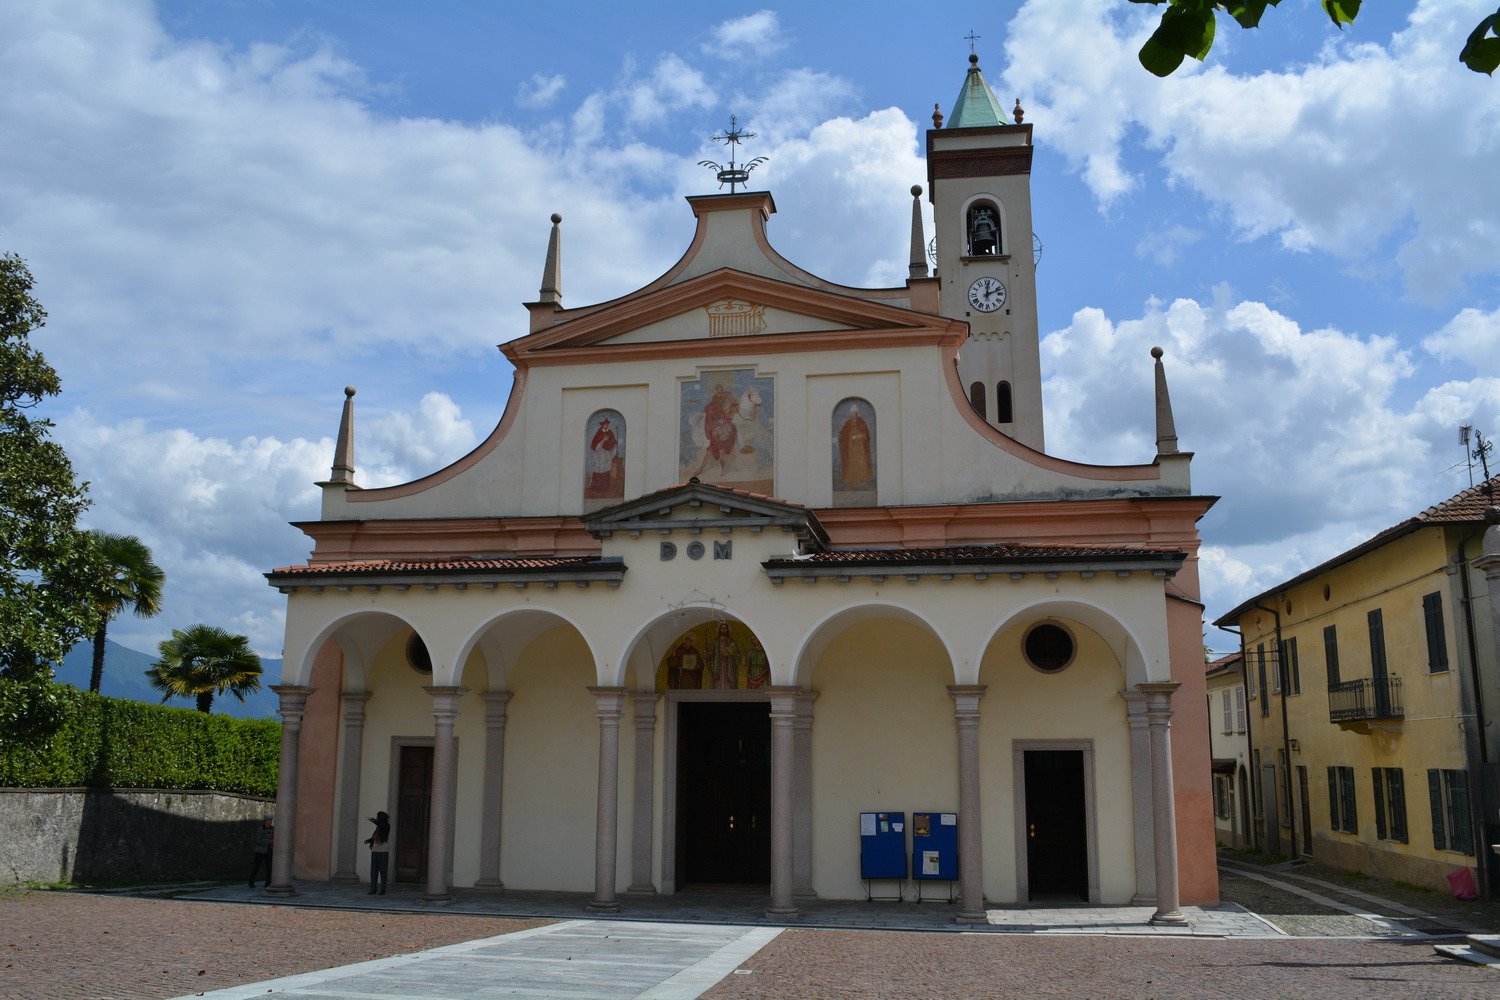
3;1;1497;659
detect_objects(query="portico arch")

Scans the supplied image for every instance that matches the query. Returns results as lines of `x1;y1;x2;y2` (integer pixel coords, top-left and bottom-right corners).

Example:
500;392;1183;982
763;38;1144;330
975;597;1154;687
615;604;777;689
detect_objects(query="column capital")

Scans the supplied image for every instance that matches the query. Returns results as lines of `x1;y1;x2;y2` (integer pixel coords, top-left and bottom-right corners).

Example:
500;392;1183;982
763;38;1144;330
339;690;371;723
423;685;469;721
587;686;628;718
766;685;802;715
271;684;316;722
1137;682;1181;717
947;684;987;718
630;691;661;721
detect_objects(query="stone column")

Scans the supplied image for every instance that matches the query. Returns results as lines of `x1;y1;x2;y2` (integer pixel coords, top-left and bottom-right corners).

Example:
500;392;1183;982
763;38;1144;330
422;685;468;902
948;684;987;923
474;691;513;888
626;692;660;895
587;686;627;911
331;691;370;882
792;690;818;901
767;686;801;917
1120;690;1156;904
265;685;315;897
1140;682;1187;925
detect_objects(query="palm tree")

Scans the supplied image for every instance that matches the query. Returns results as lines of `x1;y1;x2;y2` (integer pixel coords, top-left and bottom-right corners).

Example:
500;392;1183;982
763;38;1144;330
86;531;164;692
147;625;263;713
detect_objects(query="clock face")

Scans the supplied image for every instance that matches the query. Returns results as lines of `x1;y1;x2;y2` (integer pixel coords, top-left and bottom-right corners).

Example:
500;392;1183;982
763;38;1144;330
967;275;1007;312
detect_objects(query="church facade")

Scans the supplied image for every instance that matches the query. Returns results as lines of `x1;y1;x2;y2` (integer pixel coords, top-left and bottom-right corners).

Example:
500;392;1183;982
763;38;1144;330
263;55;1219;921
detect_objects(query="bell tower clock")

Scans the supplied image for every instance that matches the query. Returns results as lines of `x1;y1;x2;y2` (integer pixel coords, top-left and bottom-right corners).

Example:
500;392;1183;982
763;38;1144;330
927;52;1044;450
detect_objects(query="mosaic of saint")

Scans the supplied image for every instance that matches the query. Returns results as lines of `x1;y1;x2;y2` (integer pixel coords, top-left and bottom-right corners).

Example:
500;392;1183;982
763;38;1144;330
679;368;774;495
582;409;625;512
831;397;876;506
655;620;769;692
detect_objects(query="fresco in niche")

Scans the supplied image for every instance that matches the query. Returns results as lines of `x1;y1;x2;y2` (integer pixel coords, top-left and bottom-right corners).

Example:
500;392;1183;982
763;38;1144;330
831;397;876;506
655;620;769;692
582;409;625;511
678;368;774;495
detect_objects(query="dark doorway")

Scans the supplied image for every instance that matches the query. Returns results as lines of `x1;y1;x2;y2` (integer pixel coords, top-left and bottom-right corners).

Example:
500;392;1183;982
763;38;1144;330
1024;750;1088;900
677;701;771;886
395;745;433;883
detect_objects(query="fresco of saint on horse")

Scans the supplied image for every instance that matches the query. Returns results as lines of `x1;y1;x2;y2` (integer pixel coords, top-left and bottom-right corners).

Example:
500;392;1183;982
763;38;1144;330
679;368;774;495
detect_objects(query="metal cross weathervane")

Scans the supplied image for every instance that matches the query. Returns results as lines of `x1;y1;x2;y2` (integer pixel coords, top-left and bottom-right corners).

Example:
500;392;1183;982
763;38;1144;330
700;115;767;193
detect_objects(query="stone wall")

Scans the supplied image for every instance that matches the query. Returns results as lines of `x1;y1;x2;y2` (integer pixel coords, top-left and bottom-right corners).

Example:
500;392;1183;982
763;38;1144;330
1311;833;1477;894
1;787;274;885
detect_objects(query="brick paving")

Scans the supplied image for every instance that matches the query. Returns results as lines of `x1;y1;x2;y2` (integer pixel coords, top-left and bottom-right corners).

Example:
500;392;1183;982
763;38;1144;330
700;931;1500;999
0;888;545;1000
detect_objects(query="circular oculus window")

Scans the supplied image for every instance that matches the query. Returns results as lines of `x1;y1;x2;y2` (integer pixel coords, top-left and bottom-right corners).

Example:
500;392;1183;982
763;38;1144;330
1023;622;1076;673
406;634;433;674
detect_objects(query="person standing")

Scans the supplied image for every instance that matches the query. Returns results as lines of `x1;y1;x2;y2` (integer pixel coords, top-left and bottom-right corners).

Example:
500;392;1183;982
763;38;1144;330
248;814;273;889
366;811;390;895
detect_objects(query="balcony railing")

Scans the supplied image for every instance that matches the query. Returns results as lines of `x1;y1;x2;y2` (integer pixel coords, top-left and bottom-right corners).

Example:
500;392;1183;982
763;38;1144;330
1328;676;1403;723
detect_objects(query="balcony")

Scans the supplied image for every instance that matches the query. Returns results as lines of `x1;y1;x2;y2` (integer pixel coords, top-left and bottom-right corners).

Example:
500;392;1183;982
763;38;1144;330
1328;676;1404;727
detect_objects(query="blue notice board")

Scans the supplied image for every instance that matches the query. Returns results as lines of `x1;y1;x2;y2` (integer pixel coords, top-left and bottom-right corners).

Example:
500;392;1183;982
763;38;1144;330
859;811;907;880
911;811;958;880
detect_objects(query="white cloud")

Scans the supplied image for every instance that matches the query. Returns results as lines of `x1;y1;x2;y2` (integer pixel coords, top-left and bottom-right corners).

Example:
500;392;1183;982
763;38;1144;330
624;54;715;126
57;392;481;655
1004;0;1500;300
703;11;786;61
1423;305;1500;371
1136;224;1203;267
517;72;566;108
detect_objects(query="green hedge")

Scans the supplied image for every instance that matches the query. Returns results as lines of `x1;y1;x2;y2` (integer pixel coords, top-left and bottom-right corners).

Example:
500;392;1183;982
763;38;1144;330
0;685;280;795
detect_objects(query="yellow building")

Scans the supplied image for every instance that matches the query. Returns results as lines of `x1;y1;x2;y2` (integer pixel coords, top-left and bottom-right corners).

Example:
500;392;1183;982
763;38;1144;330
1215;478;1500;895
1204;652;1251;849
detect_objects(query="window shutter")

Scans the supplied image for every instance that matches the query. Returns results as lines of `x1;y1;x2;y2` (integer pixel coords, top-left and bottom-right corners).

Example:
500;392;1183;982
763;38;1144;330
1423;592;1449;673
1323;625;1340;687
1372;768;1387;840
1389;770;1407;844
1368;609;1388;678
1222;689;1232;734
1450;774;1473;856
1328;768;1339;829
1289;637;1301;694
1428;769;1447;851
1340;768;1358;834
1235;688;1246;733
1258;648;1270;715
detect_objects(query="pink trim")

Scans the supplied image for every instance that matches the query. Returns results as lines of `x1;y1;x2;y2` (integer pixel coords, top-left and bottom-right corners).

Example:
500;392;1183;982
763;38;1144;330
940;342;1163;481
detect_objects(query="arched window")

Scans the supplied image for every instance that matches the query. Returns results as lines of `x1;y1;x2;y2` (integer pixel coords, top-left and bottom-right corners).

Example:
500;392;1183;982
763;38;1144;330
966;200;1001;256
968;381;987;420
832;397;876;506
995;381;1013;423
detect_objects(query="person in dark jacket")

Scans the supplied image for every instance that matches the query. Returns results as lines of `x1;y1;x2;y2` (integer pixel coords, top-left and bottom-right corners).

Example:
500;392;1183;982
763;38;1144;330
365;811;390;895
248;814;273;889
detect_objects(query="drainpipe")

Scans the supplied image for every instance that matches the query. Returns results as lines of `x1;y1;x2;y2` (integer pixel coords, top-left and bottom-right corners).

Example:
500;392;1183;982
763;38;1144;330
1219;624;1257;852
1454;531;1491;898
1254;602;1298;860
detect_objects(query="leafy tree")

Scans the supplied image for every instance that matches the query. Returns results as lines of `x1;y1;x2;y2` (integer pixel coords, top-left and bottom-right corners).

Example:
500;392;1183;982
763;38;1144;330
147;625;264;714
85;530;164;692
1130;1;1500;78
0;251;106;747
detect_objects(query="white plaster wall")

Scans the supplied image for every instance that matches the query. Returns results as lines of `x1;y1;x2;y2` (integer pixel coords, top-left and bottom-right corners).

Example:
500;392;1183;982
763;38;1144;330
808;620;957;900
499;626;606;892
978;618;1136;904
357;632;434;883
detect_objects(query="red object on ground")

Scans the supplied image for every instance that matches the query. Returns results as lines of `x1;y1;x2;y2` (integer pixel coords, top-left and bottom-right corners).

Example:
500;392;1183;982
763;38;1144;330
1446;867;1478;901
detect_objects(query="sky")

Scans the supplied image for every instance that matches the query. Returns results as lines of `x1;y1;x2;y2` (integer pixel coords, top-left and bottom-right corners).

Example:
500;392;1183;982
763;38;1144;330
3;0;1498;661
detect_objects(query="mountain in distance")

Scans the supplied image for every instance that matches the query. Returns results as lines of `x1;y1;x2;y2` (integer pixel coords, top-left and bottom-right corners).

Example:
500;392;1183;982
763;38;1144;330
56;638;282;720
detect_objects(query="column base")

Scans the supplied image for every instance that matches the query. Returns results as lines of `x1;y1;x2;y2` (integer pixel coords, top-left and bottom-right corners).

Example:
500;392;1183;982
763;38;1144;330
331;873;360;883
1130;893;1157;906
624;884;658;896
793;888;819;902
1150;908;1189;926
263;884;297;898
473;878;506;889
954;910;989;924
765;905;800;919
586;899;621;912
421;892;453;904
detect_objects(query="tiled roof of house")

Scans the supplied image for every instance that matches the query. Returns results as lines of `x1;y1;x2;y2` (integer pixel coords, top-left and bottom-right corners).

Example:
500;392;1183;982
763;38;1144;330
1213;476;1498;626
269;555;607;576
775;543;1180;565
1206;652;1242;675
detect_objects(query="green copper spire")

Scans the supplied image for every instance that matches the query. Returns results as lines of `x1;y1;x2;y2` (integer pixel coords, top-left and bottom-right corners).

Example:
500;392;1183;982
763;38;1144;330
948;53;1007;128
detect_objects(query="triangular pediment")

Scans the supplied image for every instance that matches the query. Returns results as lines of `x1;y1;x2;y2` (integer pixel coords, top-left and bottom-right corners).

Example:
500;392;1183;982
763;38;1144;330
506;269;958;363
582;478;828;547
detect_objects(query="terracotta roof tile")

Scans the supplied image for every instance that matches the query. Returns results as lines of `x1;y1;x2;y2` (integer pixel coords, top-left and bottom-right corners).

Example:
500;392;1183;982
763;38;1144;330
768;543;1182;566
1206;652;1242;674
270;556;605;576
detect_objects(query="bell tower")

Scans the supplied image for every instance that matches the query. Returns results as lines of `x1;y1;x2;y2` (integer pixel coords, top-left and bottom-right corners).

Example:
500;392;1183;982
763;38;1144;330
927;52;1044;450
